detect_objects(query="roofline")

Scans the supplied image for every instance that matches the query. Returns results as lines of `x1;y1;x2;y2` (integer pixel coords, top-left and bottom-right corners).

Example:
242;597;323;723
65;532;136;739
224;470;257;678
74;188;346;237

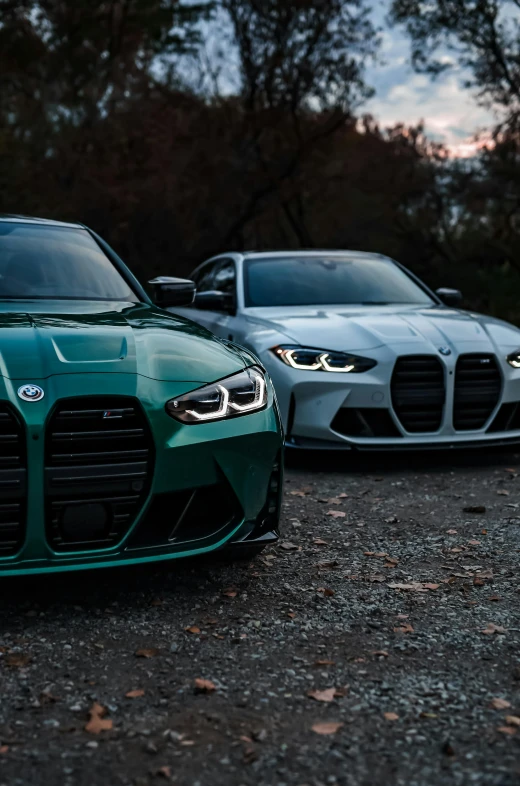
0;214;83;229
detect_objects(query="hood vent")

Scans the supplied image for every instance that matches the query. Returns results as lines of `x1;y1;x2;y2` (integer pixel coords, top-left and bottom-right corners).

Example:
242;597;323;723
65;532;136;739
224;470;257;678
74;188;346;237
391;356;445;433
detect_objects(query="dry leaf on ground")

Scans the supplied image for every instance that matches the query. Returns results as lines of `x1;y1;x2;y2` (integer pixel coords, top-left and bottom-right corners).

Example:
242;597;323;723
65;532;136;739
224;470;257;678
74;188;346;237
497;726;517;736
308;687;336;703
5;653;31;668
384;712;399;721
135;647;159;658
311;721;343;735
125;689;145;699
327;510;346;518
489;697;511;710
481;623;507;635
85;702;113;734
279;541;300;551
393;623;414;634
316;587;335;597
194;678;216;693
504;715;520;726
185;626;201;634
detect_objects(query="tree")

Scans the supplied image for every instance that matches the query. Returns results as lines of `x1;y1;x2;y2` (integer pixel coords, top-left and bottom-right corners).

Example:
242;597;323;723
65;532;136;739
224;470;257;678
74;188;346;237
390;0;520;131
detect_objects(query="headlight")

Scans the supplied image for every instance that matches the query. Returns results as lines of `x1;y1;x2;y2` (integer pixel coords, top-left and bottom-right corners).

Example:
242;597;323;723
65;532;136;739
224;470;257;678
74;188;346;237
271;345;377;373
166;367;267;423
507;351;520;369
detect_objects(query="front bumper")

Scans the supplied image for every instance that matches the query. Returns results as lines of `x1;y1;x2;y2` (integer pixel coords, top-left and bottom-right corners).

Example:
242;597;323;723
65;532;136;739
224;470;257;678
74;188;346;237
263;346;520;450
0;372;282;576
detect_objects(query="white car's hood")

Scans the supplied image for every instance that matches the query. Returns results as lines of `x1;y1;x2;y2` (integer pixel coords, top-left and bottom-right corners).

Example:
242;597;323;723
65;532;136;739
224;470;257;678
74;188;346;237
244;305;520;354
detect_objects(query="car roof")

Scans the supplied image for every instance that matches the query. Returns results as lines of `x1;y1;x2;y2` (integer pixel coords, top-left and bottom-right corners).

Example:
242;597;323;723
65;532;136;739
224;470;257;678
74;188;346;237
0;214;83;229
241;250;389;259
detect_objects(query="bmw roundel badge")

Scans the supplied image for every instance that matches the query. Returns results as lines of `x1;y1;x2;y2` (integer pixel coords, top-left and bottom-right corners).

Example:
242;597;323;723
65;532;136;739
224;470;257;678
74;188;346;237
438;347;452;356
17;384;45;402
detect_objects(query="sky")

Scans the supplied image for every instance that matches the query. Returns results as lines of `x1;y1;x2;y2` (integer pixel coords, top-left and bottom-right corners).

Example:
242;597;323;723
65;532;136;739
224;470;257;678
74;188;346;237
367;3;494;156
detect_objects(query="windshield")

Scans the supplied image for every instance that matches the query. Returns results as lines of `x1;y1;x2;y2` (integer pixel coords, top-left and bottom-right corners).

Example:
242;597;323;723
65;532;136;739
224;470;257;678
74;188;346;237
244;255;434;307
0;223;138;301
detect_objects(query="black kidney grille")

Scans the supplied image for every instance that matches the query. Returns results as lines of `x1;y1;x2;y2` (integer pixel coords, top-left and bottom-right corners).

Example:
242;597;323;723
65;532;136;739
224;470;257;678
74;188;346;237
391;356;445;433
453;354;501;431
0;405;26;555
45;397;154;551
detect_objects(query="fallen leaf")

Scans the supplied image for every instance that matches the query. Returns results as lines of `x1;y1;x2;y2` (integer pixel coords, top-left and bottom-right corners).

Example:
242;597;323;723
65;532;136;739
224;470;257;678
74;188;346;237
326;498;344;505
156;766;172;779
505;468;518;475
384;712;399;721
311;721;343;735
388;582;438;592
316;560;339;569
279;541;300;551
185;626;201;634
367;574;386;582
327;510;346;519
372;650;389;658
287;612;296;619
489;595;501;602
194;678;216;693
85;702;113;734
482;623;507;635
385;516;398;524
505;715;520;726
393;623;414;634
0;746;8;755
497;726;517;736
5;653;31;668
222;589;238;598
314;659;335;667
313;538;328;545
490;698;511;710
308;687;336;703
468;540;481;546
497;489;510;496
463;505;486;514
125;689;145;699
290;490;309;497
316;587;335;597
446;529;458;535
135;648;159;658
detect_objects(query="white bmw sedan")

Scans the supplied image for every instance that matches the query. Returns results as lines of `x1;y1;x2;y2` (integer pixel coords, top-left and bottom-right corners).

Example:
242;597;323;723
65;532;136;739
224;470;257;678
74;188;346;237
171;250;520;450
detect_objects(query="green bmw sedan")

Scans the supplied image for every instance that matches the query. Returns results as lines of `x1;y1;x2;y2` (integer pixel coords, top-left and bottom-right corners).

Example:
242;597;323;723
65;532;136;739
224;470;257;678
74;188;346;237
0;215;283;575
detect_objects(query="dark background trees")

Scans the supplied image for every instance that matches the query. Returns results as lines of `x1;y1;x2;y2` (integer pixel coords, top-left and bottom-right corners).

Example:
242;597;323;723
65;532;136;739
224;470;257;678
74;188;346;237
1;0;520;322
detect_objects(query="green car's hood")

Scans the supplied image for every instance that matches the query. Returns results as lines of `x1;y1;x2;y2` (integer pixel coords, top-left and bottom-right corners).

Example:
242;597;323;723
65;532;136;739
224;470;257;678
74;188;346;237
0;301;246;383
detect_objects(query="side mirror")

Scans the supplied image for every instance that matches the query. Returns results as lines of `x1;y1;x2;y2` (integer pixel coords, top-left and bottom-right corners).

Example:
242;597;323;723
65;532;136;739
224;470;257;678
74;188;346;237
148;277;196;308
436;288;462;307
194;290;234;313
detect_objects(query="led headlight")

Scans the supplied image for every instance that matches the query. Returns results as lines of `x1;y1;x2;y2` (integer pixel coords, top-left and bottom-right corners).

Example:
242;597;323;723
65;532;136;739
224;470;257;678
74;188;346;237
166;367;267;423
507;351;520;369
271;346;377;373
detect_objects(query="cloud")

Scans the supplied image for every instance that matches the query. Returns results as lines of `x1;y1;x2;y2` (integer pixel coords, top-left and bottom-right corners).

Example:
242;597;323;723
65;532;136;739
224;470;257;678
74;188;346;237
365;5;495;154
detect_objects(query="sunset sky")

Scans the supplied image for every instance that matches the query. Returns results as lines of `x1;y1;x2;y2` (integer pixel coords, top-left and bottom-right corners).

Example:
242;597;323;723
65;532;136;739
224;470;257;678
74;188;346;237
367;3;494;155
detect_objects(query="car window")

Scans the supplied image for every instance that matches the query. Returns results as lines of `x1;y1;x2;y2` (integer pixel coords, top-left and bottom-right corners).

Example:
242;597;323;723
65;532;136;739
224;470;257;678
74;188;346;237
244;255;434;307
193;262;217;293
213;260;236;296
0;223;138;301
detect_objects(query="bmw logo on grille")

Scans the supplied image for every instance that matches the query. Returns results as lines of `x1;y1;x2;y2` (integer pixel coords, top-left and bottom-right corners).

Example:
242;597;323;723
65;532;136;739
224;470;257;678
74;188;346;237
17;384;44;402
438;347;452;356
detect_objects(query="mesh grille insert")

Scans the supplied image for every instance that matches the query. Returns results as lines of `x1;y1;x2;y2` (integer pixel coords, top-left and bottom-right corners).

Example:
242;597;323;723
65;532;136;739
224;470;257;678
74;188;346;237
391;356;445;433
45;397;154;551
0;405;26;555
454;354;501;431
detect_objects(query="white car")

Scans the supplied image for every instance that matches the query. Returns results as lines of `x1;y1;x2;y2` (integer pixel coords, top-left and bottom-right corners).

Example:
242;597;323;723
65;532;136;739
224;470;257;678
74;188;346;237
171;250;520;450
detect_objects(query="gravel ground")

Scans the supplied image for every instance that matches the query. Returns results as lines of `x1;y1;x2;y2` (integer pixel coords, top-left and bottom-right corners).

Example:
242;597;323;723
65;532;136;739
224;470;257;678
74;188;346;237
1;449;520;786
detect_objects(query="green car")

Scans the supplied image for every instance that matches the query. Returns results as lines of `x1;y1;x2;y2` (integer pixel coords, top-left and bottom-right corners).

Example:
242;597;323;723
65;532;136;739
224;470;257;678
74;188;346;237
0;215;283;575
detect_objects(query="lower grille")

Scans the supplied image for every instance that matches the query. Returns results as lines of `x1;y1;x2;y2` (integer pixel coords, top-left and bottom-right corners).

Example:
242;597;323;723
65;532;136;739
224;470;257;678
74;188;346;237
331;408;401;438
0;405;26;555
454;354;501;431
45;397;154;551
391;356;445;433
488;401;520;433
127;477;243;550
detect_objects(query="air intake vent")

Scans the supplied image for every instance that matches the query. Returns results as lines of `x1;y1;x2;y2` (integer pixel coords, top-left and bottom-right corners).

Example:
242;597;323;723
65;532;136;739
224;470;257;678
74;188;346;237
391;356;445;433
45;398;154;551
453;354;501;431
0;405;26;555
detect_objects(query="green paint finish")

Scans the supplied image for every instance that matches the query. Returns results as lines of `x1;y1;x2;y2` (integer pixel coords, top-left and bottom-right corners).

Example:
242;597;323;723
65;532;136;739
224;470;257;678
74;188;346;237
0;301;282;576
